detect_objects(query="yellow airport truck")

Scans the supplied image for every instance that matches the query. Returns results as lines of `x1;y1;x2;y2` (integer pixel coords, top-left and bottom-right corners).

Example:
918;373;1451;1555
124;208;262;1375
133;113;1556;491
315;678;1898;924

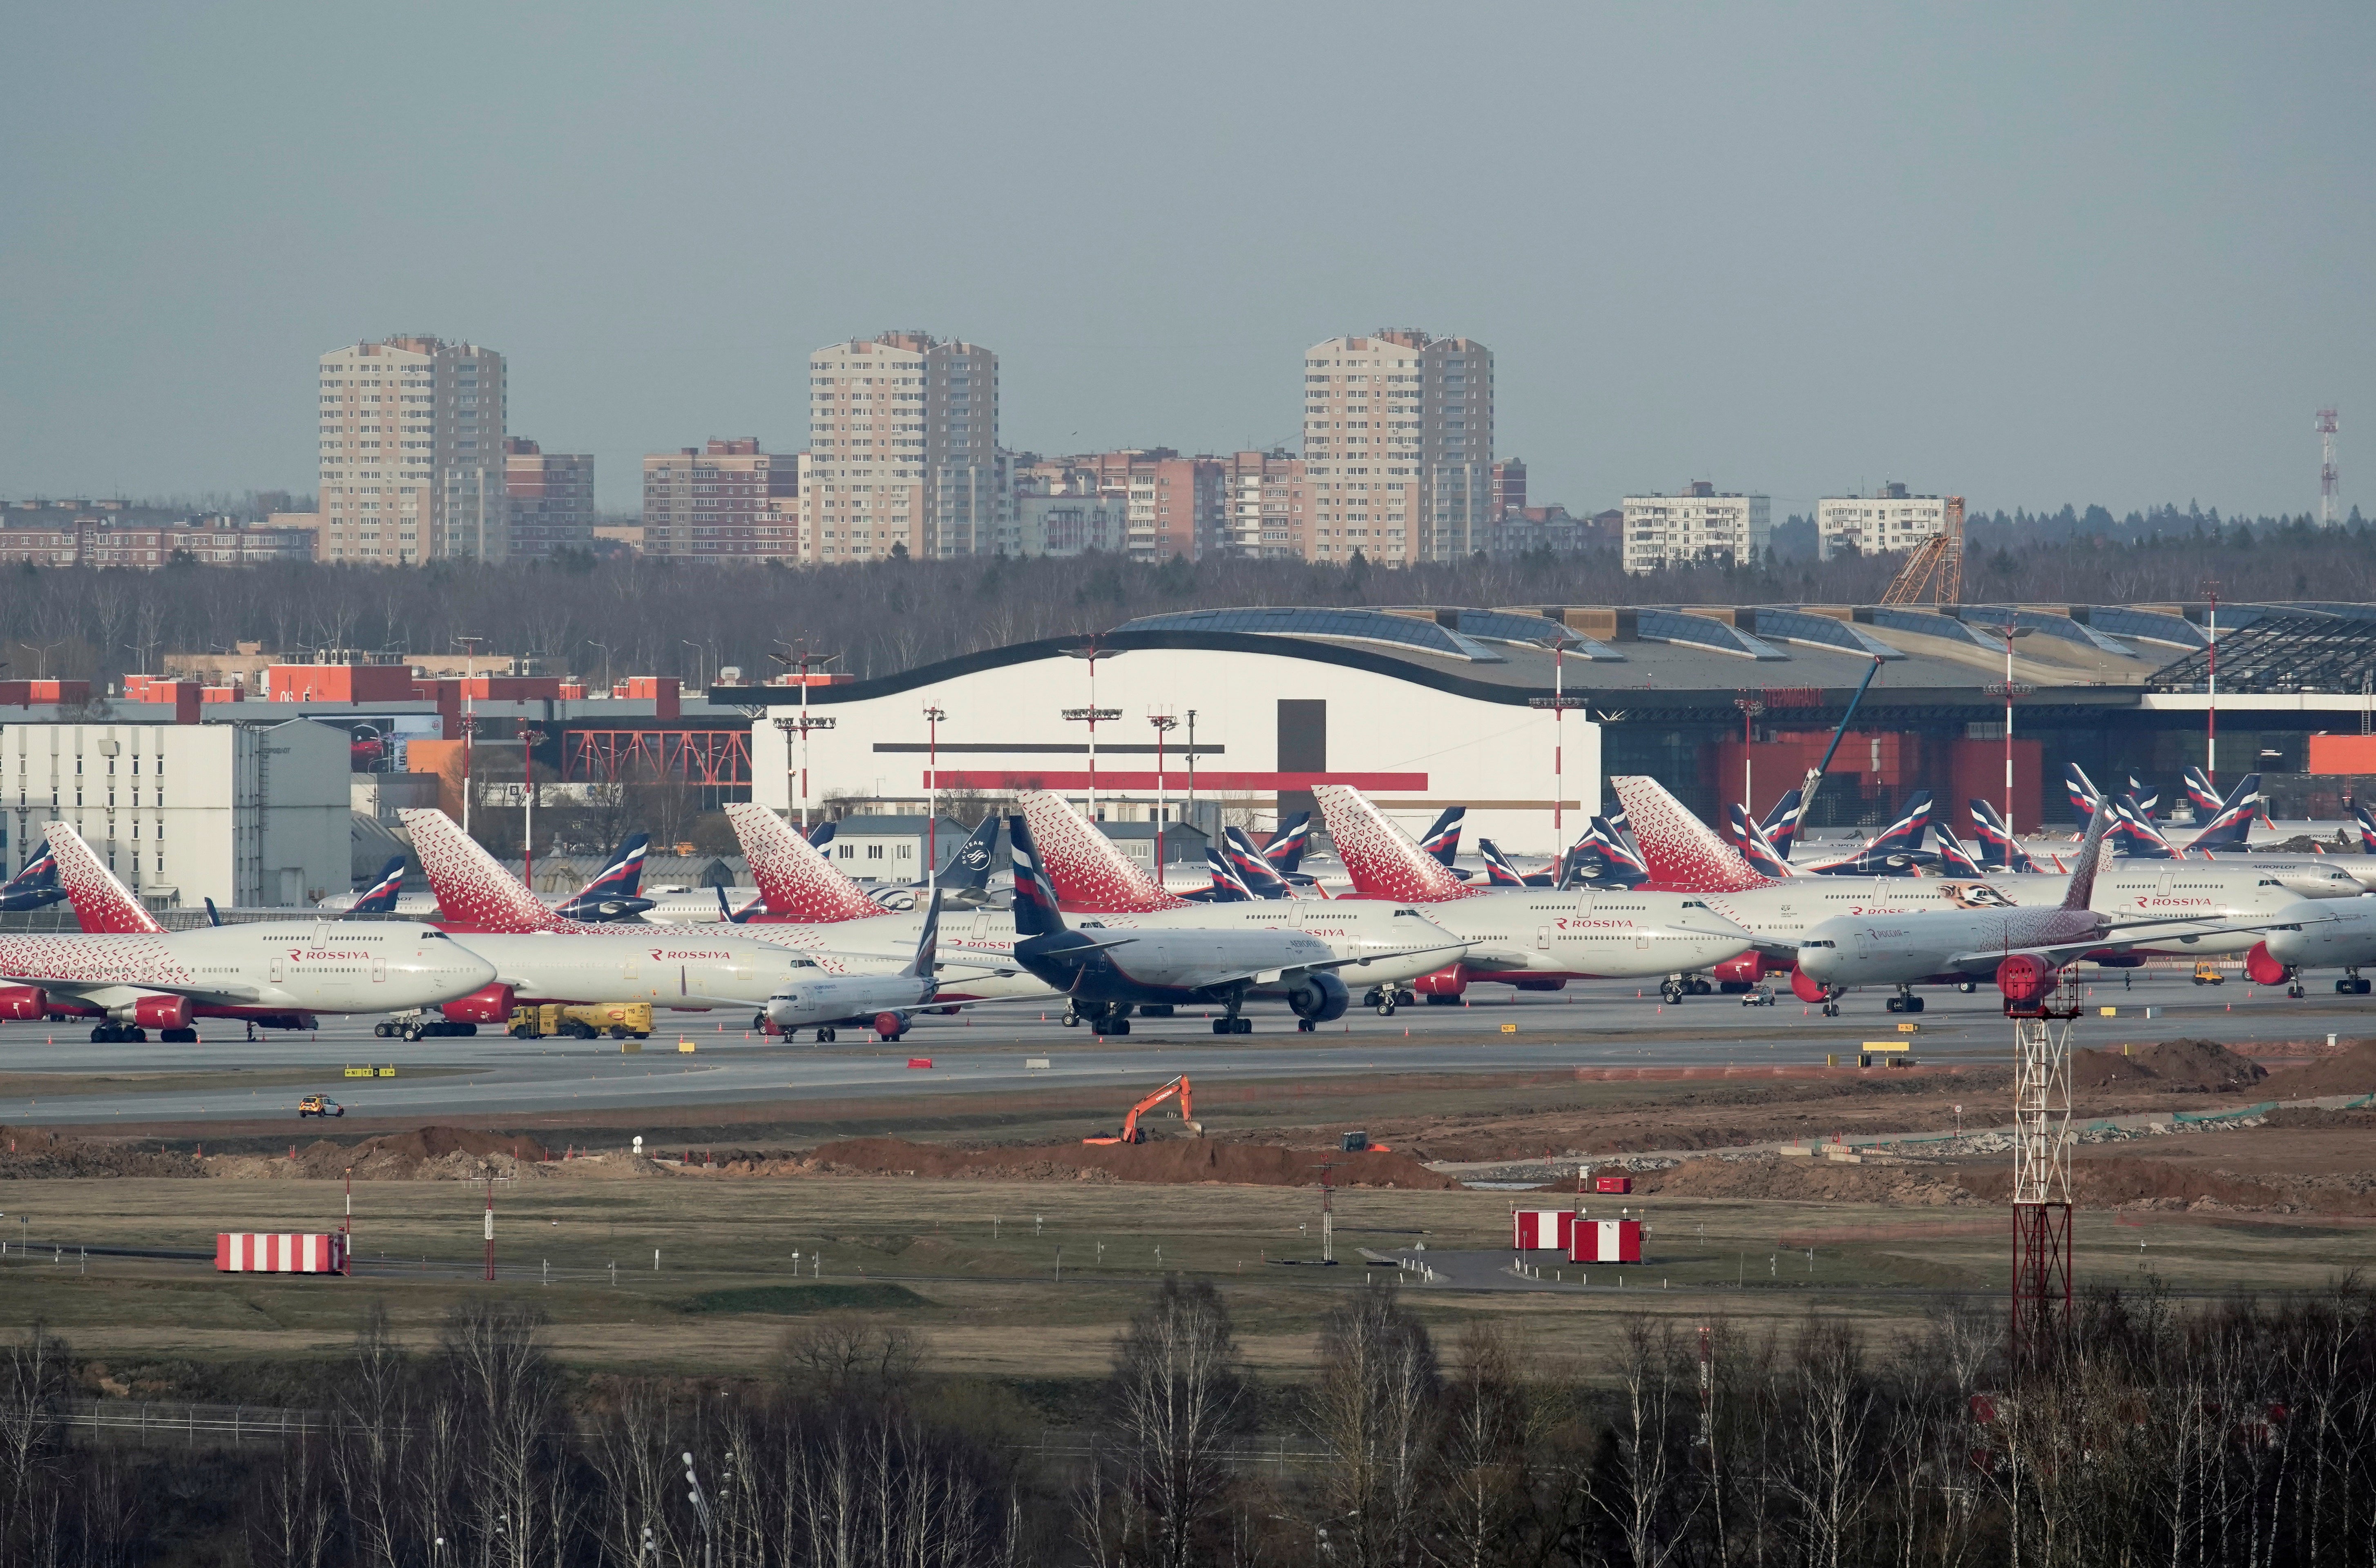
506;1002;653;1040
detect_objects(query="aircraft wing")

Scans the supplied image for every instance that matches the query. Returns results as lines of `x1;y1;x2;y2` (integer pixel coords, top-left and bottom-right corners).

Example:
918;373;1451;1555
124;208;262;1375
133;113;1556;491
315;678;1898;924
1942;917;2325;973
1185;939;1477;991
3;978;263;1005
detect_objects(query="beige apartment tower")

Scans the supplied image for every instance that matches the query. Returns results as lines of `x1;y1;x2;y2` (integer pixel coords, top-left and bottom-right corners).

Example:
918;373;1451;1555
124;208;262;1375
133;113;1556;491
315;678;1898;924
317;337;505;564
799;332;1002;562
1300;330;1492;564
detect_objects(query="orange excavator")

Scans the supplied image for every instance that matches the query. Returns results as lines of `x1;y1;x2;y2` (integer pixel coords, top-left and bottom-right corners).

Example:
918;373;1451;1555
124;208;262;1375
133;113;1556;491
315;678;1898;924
1083;1075;1201;1146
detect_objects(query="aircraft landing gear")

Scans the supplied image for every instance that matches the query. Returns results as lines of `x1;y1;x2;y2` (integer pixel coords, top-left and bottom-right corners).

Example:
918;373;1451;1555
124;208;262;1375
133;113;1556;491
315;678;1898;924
1659;979;1686;1004
2339;969;2372;996
815;1026;836;1042
1297;1018;1316;1033
161;1027;198;1044
1956;981;1977;994
1061;1005;1082;1028
2288;981;2307;999
1211;991;1253;1035
1884;988;1925;1014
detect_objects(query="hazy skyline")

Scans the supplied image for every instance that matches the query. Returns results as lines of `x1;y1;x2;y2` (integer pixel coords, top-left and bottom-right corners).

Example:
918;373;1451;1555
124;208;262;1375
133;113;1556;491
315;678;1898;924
3;3;2368;520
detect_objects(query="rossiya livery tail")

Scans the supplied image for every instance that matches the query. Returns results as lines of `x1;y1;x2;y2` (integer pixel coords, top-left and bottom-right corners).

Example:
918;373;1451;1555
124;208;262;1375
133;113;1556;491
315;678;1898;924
43;821;167;934
2060;798;2118;911
721;802;891;923
1015;790;1188;912
1607;776;1772;894
398;808;573;933
1310;785;1485;902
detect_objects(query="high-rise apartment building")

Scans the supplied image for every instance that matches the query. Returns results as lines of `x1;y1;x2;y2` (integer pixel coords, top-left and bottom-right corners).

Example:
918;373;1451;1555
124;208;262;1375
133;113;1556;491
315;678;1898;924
503;439;595;559
1300;330;1493;564
1621;482;1771;573
1220;450;1305;558
1815;482;1953;561
799;332;1003;562
641;439;799;560
317;337;505;564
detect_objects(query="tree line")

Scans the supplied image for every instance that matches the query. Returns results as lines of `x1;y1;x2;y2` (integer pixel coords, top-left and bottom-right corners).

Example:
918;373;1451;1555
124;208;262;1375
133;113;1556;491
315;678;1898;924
7;1276;2376;1564
0;515;2370;699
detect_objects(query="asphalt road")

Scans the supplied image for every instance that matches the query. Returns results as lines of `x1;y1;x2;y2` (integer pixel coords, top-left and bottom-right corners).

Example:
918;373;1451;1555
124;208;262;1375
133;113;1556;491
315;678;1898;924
0;969;2366;1128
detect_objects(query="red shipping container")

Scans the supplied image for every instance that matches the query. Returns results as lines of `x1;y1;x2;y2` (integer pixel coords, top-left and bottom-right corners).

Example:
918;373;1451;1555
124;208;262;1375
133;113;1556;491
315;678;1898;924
625;676;681;719
1569;1219;1643;1265
1512;1209;1575;1251
215;1233;347;1274
1594;1175;1633;1195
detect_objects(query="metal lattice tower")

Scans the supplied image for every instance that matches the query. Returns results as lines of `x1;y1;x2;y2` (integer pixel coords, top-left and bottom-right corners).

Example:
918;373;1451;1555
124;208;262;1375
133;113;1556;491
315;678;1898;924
2318;408;2340;526
2009;991;2077;1364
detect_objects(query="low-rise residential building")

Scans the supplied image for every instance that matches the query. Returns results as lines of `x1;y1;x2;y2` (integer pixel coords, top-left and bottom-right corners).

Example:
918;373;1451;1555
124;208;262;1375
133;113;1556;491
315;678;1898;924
0;515;318;569
1816;482;1953;560
1622;482;1771;572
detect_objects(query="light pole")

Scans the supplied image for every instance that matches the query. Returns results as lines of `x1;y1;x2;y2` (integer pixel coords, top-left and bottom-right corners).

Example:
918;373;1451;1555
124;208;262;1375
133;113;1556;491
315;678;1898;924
922;704;946;873
1528;634;1588;844
2201;578;2222;788
682;1452;715;1568
1733;692;1766;820
588;640;611;694
1185;709;1199;840
1148;713;1178;884
1062;637;1122;822
769;645;840;832
453;637;485;835
681;640;704;692
1986;625;2035;837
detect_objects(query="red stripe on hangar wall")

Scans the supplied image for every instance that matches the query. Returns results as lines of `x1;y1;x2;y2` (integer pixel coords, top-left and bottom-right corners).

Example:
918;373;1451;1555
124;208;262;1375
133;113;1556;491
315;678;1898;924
925;771;1428;791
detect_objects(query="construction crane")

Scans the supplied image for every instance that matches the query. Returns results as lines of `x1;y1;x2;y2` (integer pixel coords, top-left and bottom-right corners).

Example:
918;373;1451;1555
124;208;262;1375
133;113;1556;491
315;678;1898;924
1877;496;1965;607
1083;1075;1200;1146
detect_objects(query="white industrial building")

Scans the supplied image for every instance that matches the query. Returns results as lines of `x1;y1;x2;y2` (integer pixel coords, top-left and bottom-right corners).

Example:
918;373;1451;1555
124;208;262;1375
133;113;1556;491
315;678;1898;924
1622;483;1771;573
743;607;1604;854
1817;484;1952;561
0;719;351;908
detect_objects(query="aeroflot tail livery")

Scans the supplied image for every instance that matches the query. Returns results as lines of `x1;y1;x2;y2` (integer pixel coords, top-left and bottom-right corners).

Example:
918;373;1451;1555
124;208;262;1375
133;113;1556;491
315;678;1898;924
0;839;64;913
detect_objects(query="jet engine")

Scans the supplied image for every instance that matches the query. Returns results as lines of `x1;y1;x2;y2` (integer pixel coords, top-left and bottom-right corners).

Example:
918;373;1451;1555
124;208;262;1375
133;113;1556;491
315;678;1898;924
440;983;518;1024
1286;971;1350;1023
1712;953;1784;986
1789;966;1829;1004
1995;955;2058;1009
1412;964;1468;999
2245;942;2293;987
132;995;193;1031
0;987;47;1020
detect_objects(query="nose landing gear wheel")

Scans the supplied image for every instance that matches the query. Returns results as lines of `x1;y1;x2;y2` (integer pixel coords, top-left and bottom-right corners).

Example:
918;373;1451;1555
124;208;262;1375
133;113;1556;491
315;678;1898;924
1297;1018;1316;1033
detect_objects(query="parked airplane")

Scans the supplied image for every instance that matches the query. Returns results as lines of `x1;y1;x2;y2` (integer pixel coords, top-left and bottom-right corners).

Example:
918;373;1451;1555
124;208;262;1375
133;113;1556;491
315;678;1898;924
2184;766;2224;818
764;893;949;1042
1610;775;2358;1006
1794;803;2304;1015
1008;815;1404;1036
1568;816;1650;888
0;839;63;914
1967;798;2048;872
1932;824;1988;878
1176;845;1256;904
1799;791;1934;876
1305;785;1757;1004
396;809;837;1023
322;834;665;923
1220;827;1295;899
2253;893;2376;997
349;856;409;915
1419;807;1467;871
1264;812;1316;883
1725;807;1796;881
23;822;495;1042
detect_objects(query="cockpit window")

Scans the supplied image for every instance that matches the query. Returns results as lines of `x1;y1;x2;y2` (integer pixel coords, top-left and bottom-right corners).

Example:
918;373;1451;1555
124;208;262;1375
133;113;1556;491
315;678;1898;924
1802;939;1836;949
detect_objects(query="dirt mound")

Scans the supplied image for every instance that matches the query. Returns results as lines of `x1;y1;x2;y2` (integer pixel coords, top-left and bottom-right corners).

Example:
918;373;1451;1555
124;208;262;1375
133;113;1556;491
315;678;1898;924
2264;1039;2376;1099
207;1126;558;1182
1643;1155;1981;1206
0;1126;203;1180
735;1136;1459;1190
2073;1038;2267;1093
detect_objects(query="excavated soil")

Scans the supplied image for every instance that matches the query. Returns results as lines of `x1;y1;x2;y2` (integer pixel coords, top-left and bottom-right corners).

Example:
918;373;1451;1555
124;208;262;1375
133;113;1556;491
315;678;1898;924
2262;1039;2376;1099
713;1136;1460;1190
0;1125;203;1180
206;1126;559;1182
2070;1038;2269;1093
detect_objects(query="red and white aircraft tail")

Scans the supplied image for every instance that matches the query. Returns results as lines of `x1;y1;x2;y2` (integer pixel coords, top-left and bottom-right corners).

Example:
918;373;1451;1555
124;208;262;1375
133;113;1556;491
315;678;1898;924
722;803;891;923
1015;790;1188;912
45;821;167;934
1310;785;1484;903
398;809;572;933
1608;776;1774;894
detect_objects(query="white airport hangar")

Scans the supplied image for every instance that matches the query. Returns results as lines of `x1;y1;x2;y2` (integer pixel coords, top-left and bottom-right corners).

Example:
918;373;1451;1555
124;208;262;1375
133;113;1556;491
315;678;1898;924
737;608;1610;855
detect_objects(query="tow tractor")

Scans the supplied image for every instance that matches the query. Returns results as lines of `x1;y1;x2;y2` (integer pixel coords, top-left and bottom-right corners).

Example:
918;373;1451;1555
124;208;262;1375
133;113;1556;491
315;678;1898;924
375;1009;478;1042
2191;960;2226;986
1083;1075;1202;1146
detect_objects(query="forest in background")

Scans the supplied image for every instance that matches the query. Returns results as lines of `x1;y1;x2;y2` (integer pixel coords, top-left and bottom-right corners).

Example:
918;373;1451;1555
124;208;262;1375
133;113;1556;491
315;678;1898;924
0;511;2368;690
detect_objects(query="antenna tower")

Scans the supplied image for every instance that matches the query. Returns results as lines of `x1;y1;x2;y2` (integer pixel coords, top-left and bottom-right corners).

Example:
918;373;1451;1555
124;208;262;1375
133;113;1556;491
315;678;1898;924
2317;409;2340;526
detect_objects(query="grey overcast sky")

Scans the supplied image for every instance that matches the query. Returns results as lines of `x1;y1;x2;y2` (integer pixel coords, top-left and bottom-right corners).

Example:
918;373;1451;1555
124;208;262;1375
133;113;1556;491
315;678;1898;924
2;2;2369;518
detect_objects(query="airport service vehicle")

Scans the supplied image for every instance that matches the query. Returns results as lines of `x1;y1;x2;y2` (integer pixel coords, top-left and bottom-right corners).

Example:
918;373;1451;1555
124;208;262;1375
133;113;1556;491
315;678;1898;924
1608;775;2363;1001
1083;1075;1199;1146
1302;786;1757;1005
1008;816;1419;1036
505;1002;654;1039
397;809;834;1017
298;1095;344;1119
1792;805;2301;1015
2255;895;2376;997
763;893;955;1042
21;821;498;1042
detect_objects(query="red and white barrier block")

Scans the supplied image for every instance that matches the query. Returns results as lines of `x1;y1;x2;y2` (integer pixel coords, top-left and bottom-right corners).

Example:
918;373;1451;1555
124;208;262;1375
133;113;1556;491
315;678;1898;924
216;1233;347;1274
1512;1210;1574;1251
1570;1219;1642;1265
